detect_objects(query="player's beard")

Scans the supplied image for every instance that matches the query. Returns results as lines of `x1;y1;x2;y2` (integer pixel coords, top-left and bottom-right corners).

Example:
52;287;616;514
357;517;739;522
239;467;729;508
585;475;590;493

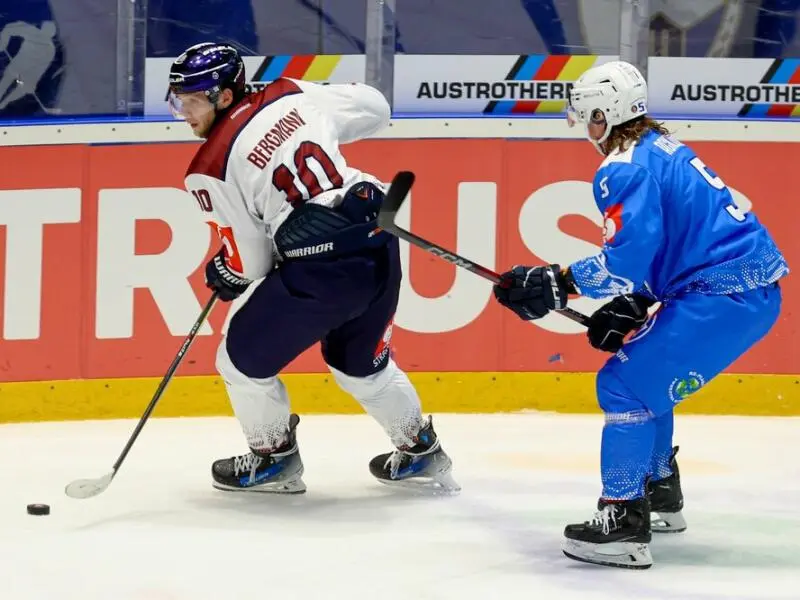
192;120;212;139
193;108;224;139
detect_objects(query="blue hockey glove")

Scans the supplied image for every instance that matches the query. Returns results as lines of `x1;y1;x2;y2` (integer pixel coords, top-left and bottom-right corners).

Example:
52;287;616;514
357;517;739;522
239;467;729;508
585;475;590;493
493;264;570;321
587;293;655;352
205;247;252;302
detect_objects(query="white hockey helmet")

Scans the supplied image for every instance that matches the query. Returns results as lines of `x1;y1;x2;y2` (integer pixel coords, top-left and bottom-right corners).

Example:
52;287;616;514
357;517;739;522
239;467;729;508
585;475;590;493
567;61;648;153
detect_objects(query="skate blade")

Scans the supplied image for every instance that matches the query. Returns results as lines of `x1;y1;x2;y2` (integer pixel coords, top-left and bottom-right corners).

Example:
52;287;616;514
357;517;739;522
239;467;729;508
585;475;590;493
376;468;461;496
212;477;307;494
561;538;653;570
376;471;461;495
651;510;687;533
376;478;461;495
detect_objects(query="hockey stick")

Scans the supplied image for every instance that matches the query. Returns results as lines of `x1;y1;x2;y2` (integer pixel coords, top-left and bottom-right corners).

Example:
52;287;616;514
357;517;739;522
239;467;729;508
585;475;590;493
65;291;219;499
378;172;590;327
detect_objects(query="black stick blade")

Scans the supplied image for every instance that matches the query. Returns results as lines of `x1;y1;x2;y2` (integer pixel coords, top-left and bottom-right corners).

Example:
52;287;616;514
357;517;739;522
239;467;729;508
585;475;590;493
378;171;415;229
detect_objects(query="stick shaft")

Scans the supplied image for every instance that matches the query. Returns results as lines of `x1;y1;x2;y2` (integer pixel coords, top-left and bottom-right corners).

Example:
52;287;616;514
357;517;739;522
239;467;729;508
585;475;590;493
379;173;590;327
111;292;218;473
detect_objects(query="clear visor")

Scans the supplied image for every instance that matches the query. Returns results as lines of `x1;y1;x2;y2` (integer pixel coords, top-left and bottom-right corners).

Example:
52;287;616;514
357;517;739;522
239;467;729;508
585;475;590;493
566;105;580;128
565;89;582;128
167;89;215;121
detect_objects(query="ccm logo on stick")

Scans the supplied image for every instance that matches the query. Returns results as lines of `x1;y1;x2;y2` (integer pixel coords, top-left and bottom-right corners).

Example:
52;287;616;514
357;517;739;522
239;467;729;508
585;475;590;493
430;248;473;268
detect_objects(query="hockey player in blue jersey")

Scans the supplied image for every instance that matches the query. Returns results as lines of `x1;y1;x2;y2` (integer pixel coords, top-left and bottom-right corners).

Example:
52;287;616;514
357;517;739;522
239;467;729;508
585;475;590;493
493;61;789;569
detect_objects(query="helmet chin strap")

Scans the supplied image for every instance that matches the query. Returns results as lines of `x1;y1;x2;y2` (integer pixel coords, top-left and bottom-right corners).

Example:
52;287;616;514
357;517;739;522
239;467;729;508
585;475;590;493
585;123;612;156
209;86;235;126
207;85;228;119
589;136;606;156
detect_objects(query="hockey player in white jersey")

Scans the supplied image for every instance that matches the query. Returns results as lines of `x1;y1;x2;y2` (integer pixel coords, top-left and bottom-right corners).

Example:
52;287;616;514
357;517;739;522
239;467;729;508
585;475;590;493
167;42;458;494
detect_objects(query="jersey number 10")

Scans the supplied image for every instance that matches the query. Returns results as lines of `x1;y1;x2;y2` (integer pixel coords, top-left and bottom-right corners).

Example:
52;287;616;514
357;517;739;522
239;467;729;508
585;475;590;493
272;141;344;207
690;157;746;222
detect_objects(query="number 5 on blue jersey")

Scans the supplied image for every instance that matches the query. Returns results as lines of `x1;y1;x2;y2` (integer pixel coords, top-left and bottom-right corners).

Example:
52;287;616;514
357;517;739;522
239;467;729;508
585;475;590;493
689;157;747;222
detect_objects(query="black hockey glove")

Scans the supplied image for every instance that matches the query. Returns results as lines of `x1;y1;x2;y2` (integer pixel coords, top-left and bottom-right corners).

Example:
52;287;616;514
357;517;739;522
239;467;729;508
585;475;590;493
493;264;571;321
205;247;252;302
587;293;655;352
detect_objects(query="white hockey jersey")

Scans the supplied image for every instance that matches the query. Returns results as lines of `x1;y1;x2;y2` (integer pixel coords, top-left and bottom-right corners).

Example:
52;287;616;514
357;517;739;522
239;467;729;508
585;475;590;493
183;78;391;280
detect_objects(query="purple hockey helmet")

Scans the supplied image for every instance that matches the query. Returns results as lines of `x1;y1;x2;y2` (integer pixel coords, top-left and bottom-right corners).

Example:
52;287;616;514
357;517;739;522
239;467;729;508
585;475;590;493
167;42;245;119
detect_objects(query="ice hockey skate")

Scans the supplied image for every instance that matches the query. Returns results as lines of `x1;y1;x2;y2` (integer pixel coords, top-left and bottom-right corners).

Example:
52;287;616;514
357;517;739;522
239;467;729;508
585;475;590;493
562;498;653;569
211;414;306;494
647;445;687;533
369;416;460;494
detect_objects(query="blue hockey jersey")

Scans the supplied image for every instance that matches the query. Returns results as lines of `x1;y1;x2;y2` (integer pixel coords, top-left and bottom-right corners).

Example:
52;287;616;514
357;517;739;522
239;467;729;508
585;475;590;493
568;130;789;301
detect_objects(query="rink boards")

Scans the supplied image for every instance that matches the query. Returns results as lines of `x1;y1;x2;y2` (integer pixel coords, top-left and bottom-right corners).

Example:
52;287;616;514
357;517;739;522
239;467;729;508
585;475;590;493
0;118;798;421
1;371;798;422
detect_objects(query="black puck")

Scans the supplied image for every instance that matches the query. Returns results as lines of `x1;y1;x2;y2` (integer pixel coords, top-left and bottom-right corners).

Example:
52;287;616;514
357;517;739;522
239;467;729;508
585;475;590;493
27;503;50;516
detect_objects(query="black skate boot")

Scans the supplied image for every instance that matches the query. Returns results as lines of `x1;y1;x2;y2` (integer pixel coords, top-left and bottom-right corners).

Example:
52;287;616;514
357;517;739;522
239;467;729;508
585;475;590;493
562;498;653;569
212;414;306;494
647;446;687;533
369;416;460;494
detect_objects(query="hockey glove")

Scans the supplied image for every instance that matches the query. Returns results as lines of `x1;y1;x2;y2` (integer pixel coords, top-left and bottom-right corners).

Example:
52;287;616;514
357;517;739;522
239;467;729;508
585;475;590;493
337;181;383;223
587;293;655;352
493;264;570;321
205;247;252;302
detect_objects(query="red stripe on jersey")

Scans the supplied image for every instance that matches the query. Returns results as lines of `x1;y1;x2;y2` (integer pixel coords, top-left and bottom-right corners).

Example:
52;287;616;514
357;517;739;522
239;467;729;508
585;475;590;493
186;78;303;180
282;55;315;79
603;203;624;244
208;222;244;273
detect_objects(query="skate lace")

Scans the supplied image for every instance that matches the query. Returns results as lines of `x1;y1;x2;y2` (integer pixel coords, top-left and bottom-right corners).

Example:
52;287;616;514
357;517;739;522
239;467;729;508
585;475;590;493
383;451;406;478
233;453;263;480
589;505;618;535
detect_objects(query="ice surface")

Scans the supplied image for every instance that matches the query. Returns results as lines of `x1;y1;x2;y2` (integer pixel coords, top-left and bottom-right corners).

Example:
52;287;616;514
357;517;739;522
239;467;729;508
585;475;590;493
1;413;799;599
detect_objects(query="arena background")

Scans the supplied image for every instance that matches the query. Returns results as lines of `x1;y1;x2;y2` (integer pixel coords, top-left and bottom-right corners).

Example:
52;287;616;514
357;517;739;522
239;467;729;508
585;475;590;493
2;0;799;422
